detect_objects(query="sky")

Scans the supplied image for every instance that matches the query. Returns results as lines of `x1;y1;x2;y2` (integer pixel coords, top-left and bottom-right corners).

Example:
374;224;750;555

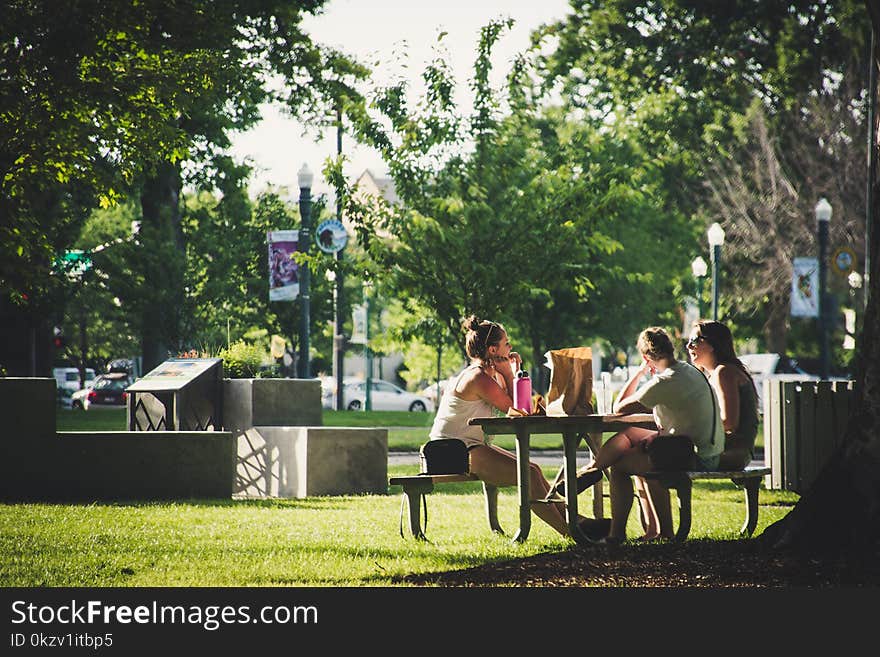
228;0;573;198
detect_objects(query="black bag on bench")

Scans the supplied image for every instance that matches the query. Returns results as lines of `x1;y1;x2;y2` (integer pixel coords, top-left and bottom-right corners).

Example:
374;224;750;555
645;435;697;471
419;439;469;475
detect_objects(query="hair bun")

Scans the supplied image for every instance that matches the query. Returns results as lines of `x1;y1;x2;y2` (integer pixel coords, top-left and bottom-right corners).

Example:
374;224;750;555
462;315;482;333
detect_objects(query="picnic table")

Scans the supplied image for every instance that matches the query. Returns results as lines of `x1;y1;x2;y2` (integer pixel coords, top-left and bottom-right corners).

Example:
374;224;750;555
468;413;657;546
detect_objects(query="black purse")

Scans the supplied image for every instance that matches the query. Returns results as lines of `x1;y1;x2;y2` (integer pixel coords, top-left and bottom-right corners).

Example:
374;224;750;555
419;439;470;475
645;434;697;471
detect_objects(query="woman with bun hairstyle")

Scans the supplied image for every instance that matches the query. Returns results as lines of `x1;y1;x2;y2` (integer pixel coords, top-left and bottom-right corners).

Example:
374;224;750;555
428;315;570;537
686;319;759;470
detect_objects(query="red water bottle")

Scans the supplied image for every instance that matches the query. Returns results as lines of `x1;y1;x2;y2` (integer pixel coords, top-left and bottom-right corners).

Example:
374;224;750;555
513;370;532;414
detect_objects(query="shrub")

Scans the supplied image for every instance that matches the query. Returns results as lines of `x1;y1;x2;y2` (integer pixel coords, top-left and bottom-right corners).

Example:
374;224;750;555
219;341;268;378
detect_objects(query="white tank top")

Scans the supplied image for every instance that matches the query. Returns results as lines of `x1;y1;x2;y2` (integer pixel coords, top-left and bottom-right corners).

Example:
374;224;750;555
429;368;495;447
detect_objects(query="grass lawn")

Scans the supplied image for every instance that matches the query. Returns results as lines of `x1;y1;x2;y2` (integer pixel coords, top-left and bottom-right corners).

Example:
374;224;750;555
14;408;790;586
0;460;799;586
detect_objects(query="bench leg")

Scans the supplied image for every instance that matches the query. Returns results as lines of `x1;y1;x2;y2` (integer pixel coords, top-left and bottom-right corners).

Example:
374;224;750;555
483;483;504;535
400;481;433;540
738;477;761;537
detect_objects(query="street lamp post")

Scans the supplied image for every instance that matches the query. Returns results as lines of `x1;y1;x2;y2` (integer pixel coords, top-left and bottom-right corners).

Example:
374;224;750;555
691;256;708;318
707;223;725;321
815;197;832;380
363;281;373;411
325;269;340;409
297;163;313;379
845;271;863;351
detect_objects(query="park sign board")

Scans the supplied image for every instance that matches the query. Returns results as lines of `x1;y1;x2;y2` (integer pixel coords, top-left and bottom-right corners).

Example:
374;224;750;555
128;358;223;392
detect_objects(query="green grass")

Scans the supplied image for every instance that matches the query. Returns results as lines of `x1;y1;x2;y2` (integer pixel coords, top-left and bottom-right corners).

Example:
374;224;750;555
28;408;791;586
0;462;800;587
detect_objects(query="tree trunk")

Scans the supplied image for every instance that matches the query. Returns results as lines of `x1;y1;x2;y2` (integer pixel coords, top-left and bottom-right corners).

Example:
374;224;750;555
762;9;880;555
763;293;789;355
139;160;184;373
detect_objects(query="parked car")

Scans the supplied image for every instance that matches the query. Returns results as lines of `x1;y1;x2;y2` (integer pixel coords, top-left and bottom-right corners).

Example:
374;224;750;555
70;372;132;410
417;375;458;406
325;378;435;412
53;367;96;408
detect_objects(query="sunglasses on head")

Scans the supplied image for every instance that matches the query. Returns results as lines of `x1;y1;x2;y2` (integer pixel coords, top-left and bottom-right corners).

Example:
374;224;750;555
686;336;704;348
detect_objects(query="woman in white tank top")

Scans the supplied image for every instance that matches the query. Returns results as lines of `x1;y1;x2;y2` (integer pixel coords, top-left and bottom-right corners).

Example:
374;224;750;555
427;315;570;537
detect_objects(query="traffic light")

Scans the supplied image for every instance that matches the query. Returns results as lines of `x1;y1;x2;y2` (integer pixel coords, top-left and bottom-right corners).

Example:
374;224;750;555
53;327;66;350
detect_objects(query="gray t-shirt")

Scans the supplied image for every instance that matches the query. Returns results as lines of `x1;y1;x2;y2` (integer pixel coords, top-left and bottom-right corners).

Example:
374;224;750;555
634;361;724;460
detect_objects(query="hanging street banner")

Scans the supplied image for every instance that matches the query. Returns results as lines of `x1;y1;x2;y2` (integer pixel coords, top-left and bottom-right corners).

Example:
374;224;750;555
267;230;299;301
315;219;348;254
791;257;819;318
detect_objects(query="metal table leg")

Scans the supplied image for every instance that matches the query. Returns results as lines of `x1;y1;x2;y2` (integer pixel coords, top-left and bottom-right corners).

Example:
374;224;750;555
563;429;595;545
512;426;531;543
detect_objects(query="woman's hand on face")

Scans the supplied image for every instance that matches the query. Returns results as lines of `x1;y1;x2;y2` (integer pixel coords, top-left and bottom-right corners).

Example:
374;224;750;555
507;351;522;372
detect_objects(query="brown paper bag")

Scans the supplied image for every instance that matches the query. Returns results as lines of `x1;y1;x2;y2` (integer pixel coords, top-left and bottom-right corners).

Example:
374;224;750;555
544;347;594;416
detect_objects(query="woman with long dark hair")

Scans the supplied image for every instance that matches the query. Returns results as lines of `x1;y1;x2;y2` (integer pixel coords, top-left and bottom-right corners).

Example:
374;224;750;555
686;320;760;470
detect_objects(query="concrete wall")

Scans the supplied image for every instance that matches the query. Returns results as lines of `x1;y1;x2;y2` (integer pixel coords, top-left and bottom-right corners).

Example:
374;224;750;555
236;426;387;498
0;378;234;501
0;377;387;502
52;431;235;500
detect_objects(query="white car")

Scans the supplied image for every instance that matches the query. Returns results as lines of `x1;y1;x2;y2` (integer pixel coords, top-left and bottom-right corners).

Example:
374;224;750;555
328;379;435;412
53;367;96;408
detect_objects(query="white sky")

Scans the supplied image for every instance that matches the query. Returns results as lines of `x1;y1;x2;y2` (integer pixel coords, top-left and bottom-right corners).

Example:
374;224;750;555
228;0;573;197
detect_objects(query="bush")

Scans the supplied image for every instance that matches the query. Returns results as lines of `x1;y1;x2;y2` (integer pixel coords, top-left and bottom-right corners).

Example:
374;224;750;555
219;341;268;378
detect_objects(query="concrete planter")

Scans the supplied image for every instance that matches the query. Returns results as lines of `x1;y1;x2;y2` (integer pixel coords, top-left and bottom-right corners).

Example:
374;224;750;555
224;378;388;499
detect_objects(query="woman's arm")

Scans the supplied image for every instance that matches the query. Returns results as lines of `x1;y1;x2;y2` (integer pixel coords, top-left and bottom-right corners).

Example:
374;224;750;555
612;363;652;414
471;370;515;413
715;365;741;434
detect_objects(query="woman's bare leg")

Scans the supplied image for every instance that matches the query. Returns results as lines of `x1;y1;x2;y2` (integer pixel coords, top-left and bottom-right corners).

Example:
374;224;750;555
633;476;660;538
585;427;656;472
607;446;655;540
644;479;674;538
469;445;569;537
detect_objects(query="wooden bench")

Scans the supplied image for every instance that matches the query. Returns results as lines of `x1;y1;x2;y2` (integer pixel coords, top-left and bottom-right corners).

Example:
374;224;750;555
389;474;504;540
642;465;771;542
